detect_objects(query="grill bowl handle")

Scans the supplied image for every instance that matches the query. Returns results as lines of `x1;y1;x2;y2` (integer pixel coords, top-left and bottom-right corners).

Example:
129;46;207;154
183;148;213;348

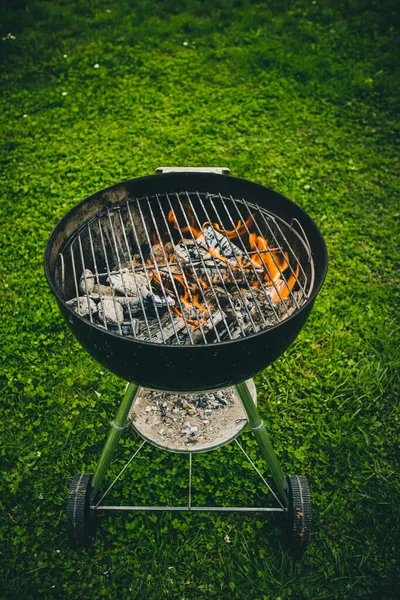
155;166;231;175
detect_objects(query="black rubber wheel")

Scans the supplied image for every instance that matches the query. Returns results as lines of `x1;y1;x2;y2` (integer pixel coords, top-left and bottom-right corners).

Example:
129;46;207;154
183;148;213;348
66;474;96;548
286;475;312;551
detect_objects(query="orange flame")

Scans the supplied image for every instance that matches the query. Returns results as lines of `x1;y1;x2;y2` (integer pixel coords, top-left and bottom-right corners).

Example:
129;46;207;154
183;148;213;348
212;214;254;239
249;233;289;283
168;210;255;243
156;207;299;310
193;294;208;314
270;265;300;302
168;209;202;239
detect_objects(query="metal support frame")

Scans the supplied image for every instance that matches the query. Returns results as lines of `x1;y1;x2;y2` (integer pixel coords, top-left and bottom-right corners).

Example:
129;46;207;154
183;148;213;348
92;440;285;513
91;382;139;497
90;379;288;512
235;380;288;503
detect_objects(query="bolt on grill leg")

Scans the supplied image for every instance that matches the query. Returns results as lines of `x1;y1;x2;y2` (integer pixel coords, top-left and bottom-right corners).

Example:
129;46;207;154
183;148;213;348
91;383;139;498
235;380;288;505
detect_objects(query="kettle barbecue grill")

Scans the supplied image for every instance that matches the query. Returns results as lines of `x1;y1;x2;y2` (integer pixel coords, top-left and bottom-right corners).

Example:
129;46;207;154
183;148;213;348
44;167;328;550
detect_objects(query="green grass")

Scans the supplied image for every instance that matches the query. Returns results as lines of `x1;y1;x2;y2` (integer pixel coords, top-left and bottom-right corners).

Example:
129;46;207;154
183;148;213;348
0;0;399;598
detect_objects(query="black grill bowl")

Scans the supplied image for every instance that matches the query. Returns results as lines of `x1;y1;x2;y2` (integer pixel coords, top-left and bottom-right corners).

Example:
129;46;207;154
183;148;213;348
44;172;328;392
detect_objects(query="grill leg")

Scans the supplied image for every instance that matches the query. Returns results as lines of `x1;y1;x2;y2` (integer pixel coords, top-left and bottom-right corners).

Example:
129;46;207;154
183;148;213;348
91;383;139;498
235;381;288;505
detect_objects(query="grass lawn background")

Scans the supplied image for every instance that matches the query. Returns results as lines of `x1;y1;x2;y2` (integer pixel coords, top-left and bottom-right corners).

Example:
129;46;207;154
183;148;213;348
0;0;399;598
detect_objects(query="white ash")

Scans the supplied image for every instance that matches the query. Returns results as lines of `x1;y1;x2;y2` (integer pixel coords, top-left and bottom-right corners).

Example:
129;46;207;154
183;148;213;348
107;269;151;297
118;320;140;336
91;283;114;296
79;269;95;294
66;296;97;317
196;225;247;266
130;387;248;450
174;239;214;265
150;293;175;308
98;297;124;325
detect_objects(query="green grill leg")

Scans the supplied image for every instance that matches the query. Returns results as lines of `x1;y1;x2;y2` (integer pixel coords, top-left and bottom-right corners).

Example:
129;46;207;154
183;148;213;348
235;381;288;504
91;383;139;498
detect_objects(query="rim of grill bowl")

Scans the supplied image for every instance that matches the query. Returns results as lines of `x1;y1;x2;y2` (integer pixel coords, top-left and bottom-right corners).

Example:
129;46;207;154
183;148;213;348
50;191;320;348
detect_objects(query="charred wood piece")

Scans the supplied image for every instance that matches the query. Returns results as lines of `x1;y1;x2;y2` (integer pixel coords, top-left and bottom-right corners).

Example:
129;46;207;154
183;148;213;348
91;284;115;297
107;269;151;297
98;298;124;325
191;309;226;343
79;269;95;294
196;225;246;266
151;316;188;344
182;263;260;285
174;239;213;265
67;296;97;317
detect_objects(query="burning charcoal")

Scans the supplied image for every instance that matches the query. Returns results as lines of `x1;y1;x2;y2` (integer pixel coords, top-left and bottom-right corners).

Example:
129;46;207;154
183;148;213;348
152;244;168;265
191;309;226;343
91;284;114;297
230;291;259;325
67;296;97;317
174;240;213;265
79;269;95;294
130;254;142;269
120;320;140;337
164;242;174;257
183;262;261;285
147;293;175;308
115;296;142;312
107;268;150;297
98;298;124;325
196;224;247;266
272;290;304;321
156;264;187;294
151;315;187;343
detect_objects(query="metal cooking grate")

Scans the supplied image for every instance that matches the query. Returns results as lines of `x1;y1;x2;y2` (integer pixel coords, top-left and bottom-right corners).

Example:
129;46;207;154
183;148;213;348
57;191;314;345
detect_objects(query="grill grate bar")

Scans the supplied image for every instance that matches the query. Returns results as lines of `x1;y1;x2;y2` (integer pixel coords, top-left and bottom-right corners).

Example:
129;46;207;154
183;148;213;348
290;218;314;295
156;194;222;343
184;192;248;338
136;197;185;344
105;208;141;334
206;193;269;326
61;190;314;346
97;218;123;335
176;193;234;340
115;206;152;339
168;191;236;339
192;192;260;333
146;196;200;344
70;243;80;314
236;200;295;312
178;192;244;339
230;198;295;313
210;193;277;325
243;199;309;299
126;200;167;344
221;196;283;320
87;221;110;332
